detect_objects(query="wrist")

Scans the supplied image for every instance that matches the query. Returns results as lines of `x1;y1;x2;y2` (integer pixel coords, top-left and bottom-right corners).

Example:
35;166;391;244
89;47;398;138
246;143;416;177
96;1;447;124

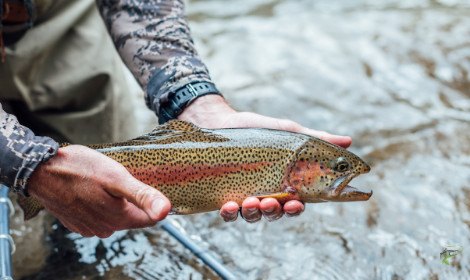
177;95;237;128
27;146;68;197
158;82;222;124
27;160;50;197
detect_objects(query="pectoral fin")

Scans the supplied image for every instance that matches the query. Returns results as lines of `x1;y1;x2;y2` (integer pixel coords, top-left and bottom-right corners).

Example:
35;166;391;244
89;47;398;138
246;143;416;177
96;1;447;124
130;120;228;143
255;192;298;203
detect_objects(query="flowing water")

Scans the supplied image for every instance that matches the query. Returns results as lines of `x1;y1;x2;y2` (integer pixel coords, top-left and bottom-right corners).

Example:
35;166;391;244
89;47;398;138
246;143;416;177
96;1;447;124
11;0;470;279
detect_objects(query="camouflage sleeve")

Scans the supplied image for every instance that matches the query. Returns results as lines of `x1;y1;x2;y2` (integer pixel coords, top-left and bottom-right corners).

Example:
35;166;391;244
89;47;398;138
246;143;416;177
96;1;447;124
96;0;215;117
0;104;59;195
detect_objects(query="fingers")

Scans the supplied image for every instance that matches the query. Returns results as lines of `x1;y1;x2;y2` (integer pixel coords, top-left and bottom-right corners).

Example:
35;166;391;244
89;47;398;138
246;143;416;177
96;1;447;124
240;197;261;223
259;198;283;221
230;113;352;148
57;201;156;238
119;202;167;229
220;201;239;222
301;128;352;148
283;200;305;217
105;176;171;222
221;197;305;223
60;219;104;238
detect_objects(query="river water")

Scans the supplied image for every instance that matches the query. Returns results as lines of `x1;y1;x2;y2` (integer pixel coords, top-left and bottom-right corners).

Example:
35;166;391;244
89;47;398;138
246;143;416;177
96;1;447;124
11;0;470;279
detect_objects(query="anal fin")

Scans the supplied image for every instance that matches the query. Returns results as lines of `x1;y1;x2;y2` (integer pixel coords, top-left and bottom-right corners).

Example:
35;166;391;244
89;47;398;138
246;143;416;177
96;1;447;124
17;196;44;220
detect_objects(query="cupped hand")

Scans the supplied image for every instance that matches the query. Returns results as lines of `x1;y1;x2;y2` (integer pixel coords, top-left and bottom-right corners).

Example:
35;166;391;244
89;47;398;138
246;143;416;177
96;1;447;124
178;95;352;223
28;145;171;238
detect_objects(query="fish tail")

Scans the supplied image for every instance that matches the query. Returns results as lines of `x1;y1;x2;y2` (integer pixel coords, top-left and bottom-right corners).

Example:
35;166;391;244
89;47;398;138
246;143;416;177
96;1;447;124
17;195;44;220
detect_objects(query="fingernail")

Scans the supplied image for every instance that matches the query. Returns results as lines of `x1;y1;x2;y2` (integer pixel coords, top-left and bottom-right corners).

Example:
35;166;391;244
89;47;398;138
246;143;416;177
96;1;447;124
151;198;165;216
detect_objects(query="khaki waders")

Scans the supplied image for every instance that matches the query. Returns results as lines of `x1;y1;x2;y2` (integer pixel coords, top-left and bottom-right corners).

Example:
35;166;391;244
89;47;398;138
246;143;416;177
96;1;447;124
0;1;156;277
0;0;156;144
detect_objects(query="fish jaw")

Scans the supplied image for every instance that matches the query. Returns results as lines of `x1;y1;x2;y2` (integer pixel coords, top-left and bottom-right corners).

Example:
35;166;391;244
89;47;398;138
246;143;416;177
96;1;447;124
326;170;372;202
328;185;373;202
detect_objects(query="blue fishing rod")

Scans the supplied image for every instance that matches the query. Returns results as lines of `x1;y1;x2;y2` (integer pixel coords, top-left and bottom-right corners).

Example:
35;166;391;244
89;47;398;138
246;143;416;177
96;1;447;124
159;220;237;280
0;184;14;280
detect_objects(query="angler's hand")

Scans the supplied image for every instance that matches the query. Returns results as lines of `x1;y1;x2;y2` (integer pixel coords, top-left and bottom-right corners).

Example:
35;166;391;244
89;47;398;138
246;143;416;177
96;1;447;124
179;95;352;223
28;145;171;238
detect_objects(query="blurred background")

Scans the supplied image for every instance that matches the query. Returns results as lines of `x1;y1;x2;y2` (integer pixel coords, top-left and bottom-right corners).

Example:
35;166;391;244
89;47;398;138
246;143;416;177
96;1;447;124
11;0;470;279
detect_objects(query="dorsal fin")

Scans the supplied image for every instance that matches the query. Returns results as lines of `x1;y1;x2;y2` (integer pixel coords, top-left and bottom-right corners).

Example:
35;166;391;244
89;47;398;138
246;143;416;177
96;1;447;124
130;120;228;143
160;120;201;132
131;120;201;141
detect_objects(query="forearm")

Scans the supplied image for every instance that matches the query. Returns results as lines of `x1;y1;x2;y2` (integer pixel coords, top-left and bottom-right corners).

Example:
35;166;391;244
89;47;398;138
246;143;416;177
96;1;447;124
96;0;215;117
0;103;59;195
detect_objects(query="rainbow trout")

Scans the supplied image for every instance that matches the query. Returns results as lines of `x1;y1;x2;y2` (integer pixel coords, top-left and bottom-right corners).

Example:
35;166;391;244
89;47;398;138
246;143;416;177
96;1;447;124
19;120;372;219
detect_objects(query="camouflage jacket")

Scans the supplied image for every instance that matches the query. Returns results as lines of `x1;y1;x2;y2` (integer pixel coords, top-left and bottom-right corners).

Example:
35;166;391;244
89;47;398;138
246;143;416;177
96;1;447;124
0;104;59;195
97;0;214;117
0;0;215;194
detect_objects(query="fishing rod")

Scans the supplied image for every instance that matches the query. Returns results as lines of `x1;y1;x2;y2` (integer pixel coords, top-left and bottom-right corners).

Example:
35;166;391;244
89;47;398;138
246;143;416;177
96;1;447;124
0;184;14;280
159;220;237;280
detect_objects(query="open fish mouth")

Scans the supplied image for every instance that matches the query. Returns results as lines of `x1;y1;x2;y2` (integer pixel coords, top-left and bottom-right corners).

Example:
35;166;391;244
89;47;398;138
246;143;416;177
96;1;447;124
328;173;372;202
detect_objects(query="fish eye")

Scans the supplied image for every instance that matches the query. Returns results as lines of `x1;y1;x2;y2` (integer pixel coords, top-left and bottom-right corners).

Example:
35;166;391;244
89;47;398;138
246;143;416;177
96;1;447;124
333;157;350;172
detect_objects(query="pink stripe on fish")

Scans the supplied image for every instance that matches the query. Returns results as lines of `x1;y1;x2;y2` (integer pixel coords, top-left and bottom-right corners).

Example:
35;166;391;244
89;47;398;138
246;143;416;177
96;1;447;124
127;161;273;185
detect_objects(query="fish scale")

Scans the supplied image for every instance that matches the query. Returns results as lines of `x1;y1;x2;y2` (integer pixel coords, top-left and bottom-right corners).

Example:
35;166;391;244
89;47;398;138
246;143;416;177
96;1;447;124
18;120;372;219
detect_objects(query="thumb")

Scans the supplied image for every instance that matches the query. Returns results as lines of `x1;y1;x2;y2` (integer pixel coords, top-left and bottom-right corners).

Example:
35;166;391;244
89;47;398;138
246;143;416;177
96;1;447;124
106;176;172;222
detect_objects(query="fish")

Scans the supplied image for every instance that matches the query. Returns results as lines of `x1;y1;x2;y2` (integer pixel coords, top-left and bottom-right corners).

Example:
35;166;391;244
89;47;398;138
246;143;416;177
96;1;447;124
18;120;372;220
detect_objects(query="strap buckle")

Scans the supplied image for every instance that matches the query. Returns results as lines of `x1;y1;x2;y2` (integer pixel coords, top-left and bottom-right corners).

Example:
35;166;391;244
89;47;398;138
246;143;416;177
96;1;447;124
186;84;199;97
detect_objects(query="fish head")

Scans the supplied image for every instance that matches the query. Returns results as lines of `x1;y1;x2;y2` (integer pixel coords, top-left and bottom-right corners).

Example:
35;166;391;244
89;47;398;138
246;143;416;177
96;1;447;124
290;138;372;203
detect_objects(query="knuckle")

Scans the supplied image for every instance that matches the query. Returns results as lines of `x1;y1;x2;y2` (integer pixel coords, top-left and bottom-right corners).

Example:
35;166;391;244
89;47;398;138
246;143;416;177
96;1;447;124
134;188;152;206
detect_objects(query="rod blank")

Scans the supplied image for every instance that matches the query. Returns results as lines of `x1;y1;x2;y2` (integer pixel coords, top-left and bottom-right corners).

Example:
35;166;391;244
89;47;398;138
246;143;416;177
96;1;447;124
160;220;237;280
0;185;13;280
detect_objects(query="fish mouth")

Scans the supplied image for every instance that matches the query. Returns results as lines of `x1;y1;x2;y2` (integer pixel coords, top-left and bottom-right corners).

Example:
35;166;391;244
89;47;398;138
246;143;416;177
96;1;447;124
327;172;372;202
